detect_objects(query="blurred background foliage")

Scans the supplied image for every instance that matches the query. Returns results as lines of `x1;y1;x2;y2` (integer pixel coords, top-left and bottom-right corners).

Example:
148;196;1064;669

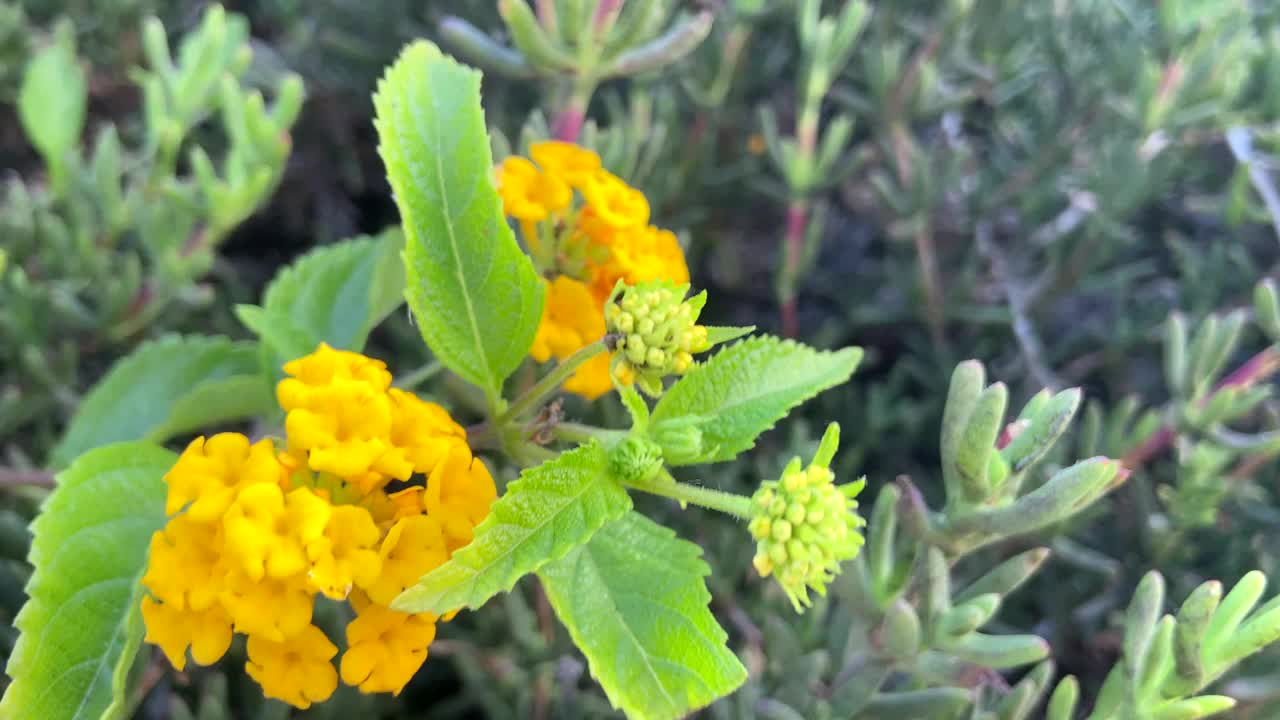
7;0;1280;717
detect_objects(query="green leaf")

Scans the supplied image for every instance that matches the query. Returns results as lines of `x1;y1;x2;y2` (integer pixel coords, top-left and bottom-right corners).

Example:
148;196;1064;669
241;230;405;365
538;512;747;720
51;336;271;469
0;443;176;720
374;40;544;404
393;442;630;614
650;336;862;464
19;21;86;192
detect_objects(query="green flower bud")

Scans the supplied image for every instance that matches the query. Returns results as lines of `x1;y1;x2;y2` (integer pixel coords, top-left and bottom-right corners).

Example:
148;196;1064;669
749;422;866;612
607;435;664;484
605;279;713;396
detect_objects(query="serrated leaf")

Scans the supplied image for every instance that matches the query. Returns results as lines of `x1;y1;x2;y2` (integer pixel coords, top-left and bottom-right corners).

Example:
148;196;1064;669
538;512;747;720
243;230;405;364
703;325;755;347
374;41;544;404
650;336;862;464
51;336;271;469
0;443;176;720
393;442;630;614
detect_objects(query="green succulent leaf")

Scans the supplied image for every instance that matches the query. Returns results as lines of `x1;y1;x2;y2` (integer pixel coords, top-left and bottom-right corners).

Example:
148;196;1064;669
651;336;862;464
237;229;405;366
393;442;630;614
374;40;544;405
18;21;86;193
50;336;271;469
0;443;176;720
538;512;747;720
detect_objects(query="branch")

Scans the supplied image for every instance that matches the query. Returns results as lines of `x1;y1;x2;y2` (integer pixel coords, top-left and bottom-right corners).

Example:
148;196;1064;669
1121;346;1280;469
0;467;55;488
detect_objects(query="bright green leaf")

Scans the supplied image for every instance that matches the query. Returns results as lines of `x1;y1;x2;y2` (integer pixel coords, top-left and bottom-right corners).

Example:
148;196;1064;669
538;512;747;720
242;230;405;365
393;442;630;614
0;443;176;720
651;336;862;464
374;41;544;404
51;336;271;469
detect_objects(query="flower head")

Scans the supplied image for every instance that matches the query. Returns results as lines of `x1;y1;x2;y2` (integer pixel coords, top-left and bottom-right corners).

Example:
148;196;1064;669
141;597;233;671
497;142;692;401
163;434;283;522
497;156;572;221
340;591;438;695
222;484;330;581
748;423;866;612
425;446;498;552
245;625;339;709
363;514;450;606
529;140;602;187
140;344;494;707
307;504;383;600
142;514;225;611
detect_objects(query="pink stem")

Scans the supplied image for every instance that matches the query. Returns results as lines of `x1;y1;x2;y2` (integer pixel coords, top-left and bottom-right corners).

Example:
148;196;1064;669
780;200;809;338
1122;347;1280;469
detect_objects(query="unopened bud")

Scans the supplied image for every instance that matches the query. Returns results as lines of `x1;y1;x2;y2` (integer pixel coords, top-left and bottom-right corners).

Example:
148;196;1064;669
748;422;865;612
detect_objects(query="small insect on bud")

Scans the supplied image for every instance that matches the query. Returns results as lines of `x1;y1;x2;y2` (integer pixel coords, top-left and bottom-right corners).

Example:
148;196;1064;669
748;423;866;612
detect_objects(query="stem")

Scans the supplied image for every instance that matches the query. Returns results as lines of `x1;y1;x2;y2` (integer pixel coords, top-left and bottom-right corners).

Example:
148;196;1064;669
553;81;595;142
499;341;609;423
780;199;810;338
553;422;625;445
394;360;444;389
627;470;753;519
0;468;55;489
1122;346;1280;469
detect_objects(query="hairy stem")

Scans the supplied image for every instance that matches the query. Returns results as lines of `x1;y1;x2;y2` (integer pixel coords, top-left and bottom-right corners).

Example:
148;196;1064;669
394;360;444;389
628;470;754;519
499;340;610;423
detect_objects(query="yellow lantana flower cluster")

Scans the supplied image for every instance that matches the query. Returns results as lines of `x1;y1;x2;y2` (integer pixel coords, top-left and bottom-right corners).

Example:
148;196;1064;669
496;141;690;399
140;343;496;708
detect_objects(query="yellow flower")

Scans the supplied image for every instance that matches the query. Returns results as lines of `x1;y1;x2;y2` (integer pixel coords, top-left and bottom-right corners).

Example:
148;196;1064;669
340;591;437;695
529;276;614;400
425;446;497;552
387;388;469;475
245;624;338;709
496;156;572;221
362;514;449;606
608;225;690;287
142;514;224;612
307;504;382;600
529;141;602;187
220;570;315;642
163;434;283;523
530;276;606;362
582;170;650;230
278;343;409;483
223;484;330;581
564;353;615;400
140;597;233;671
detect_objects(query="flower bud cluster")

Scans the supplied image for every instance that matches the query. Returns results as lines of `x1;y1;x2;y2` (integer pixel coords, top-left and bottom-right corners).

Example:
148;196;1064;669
748;453;866;612
605;280;711;396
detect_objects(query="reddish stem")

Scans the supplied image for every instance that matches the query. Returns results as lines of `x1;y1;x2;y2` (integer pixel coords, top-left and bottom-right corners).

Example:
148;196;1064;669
553;105;585;142
1121;347;1280;469
780;200;809;338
